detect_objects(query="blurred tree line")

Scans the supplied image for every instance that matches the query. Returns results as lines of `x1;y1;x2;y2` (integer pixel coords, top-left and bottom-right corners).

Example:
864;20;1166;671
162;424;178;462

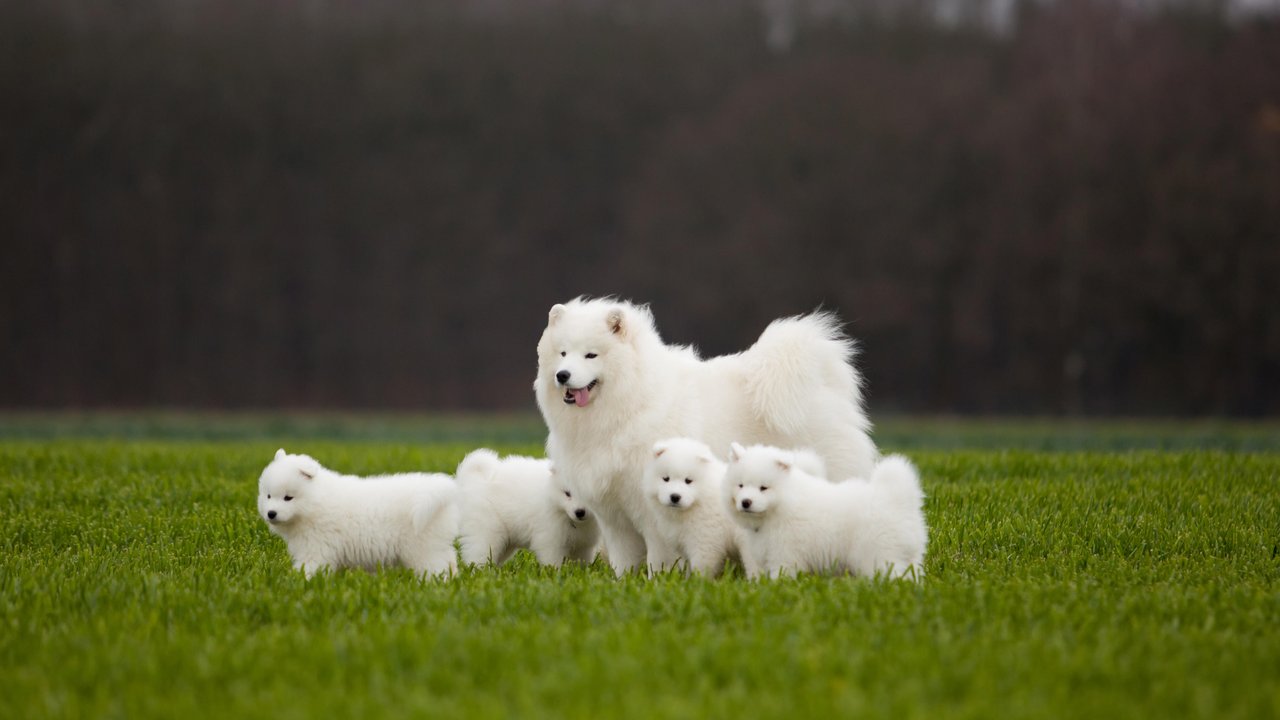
2;0;1278;414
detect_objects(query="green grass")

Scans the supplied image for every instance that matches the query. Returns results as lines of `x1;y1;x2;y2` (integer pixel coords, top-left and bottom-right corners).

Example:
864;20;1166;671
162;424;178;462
1;420;1277;719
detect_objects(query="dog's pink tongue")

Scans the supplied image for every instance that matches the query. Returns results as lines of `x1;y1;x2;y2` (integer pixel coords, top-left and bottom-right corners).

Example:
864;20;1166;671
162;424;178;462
571;387;590;407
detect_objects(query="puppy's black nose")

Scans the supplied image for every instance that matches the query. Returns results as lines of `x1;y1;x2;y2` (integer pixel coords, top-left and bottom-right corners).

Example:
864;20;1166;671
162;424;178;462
574;509;586;520
267;510;277;520
741;499;752;510
556;370;571;384
670;494;681;504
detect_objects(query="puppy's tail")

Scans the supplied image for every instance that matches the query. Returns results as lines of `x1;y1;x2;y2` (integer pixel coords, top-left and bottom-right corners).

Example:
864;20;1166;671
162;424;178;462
870;454;924;514
455;448;501;484
411;476;459;532
742;311;866;435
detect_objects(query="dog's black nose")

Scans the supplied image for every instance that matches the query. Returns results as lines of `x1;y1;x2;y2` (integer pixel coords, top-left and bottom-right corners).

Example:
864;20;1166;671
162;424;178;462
556;370;571;384
267;510;277;520
670;494;681;504
741;499;752;510
574;509;586;520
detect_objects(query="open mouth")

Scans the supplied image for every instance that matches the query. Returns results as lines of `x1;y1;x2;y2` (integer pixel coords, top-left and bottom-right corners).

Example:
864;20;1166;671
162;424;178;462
561;379;598;407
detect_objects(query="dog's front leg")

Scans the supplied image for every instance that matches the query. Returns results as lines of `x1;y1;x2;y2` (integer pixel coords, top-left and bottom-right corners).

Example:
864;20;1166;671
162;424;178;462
644;532;680;575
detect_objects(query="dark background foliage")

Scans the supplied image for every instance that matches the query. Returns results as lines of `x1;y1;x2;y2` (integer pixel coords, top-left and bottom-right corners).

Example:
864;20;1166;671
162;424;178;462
3;0;1277;414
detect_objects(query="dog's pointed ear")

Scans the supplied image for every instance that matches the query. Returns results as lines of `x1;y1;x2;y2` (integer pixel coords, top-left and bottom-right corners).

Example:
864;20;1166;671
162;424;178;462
775;453;792;473
297;456;321;480
606;308;625;336
697;453;713;464
729;442;745;462
653;440;669;458
548;304;566;326
275;448;286;461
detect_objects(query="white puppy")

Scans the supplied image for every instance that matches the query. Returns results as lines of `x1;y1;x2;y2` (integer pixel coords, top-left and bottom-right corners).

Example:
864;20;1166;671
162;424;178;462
644;438;742;577
534;297;879;576
455;449;599;567
725;443;927;580
257;449;459;579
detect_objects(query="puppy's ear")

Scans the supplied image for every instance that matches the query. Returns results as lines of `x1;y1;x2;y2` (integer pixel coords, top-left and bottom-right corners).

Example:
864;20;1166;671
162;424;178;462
653;440;669;458
775;453;793;473
606;308;625;336
729;442;745;462
275;448;286;460
548;304;567;326
297;456;321;480
697;454;713;464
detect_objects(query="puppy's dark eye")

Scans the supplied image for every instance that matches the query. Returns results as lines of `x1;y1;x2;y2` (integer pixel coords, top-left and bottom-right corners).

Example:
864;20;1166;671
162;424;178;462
760;487;769;492
267;494;272;499
662;477;669;483
560;351;566;357
737;484;743;489
284;496;294;501
585;353;597;359
684;478;692;485
564;491;571;498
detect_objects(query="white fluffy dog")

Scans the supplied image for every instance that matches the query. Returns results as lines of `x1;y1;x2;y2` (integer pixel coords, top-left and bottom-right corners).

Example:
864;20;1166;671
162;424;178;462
534;296;878;575
724;442;927;580
257;449;459;579
644;438;743;577
455;449;599;567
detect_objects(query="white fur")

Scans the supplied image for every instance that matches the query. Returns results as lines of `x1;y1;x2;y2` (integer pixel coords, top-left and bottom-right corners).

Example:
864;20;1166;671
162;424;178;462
257;449;459;579
534;296;878;576
455;449;599;567
725;443;927;580
644;438;744;577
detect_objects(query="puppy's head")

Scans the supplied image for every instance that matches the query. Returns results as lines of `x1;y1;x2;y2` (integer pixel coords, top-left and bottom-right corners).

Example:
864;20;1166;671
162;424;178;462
724;442;796;520
258;448;321;530
646;438;721;511
551;468;594;527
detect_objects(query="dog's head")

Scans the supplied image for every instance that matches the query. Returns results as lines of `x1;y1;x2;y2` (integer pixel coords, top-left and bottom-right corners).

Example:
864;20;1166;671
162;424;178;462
724;442;800;520
646;437;722;511
534;297;653;411
550;468;595;527
257;448;321;530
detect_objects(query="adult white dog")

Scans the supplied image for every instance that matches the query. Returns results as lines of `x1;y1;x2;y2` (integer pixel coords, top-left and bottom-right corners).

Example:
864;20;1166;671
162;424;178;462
534;296;878;575
644;437;743;577
455;448;599;567
257;449;459;579
725;443;927;580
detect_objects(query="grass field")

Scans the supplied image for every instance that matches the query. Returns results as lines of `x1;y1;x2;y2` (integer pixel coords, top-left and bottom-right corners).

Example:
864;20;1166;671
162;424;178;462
1;415;1277;719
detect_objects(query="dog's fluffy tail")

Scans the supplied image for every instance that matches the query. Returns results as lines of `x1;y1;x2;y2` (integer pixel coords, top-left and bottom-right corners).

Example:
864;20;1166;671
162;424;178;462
411;476;459;532
742;311;864;435
870;454;924;514
455;448;501;484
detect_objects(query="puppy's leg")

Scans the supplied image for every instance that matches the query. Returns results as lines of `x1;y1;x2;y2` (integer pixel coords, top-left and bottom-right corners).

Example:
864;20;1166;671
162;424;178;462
287;541;331;578
529;528;567;568
688;544;727;578
645;531;680;575
458;514;504;566
294;558;325;579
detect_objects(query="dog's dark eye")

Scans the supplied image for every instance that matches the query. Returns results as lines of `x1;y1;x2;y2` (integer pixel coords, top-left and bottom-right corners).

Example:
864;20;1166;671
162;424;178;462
737;484;743;489
564;490;571;498
284;496;293;501
267;494;272;499
585;353;597;359
662;476;669;483
560;351;566;357
760;486;769;492
684;478;692;485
